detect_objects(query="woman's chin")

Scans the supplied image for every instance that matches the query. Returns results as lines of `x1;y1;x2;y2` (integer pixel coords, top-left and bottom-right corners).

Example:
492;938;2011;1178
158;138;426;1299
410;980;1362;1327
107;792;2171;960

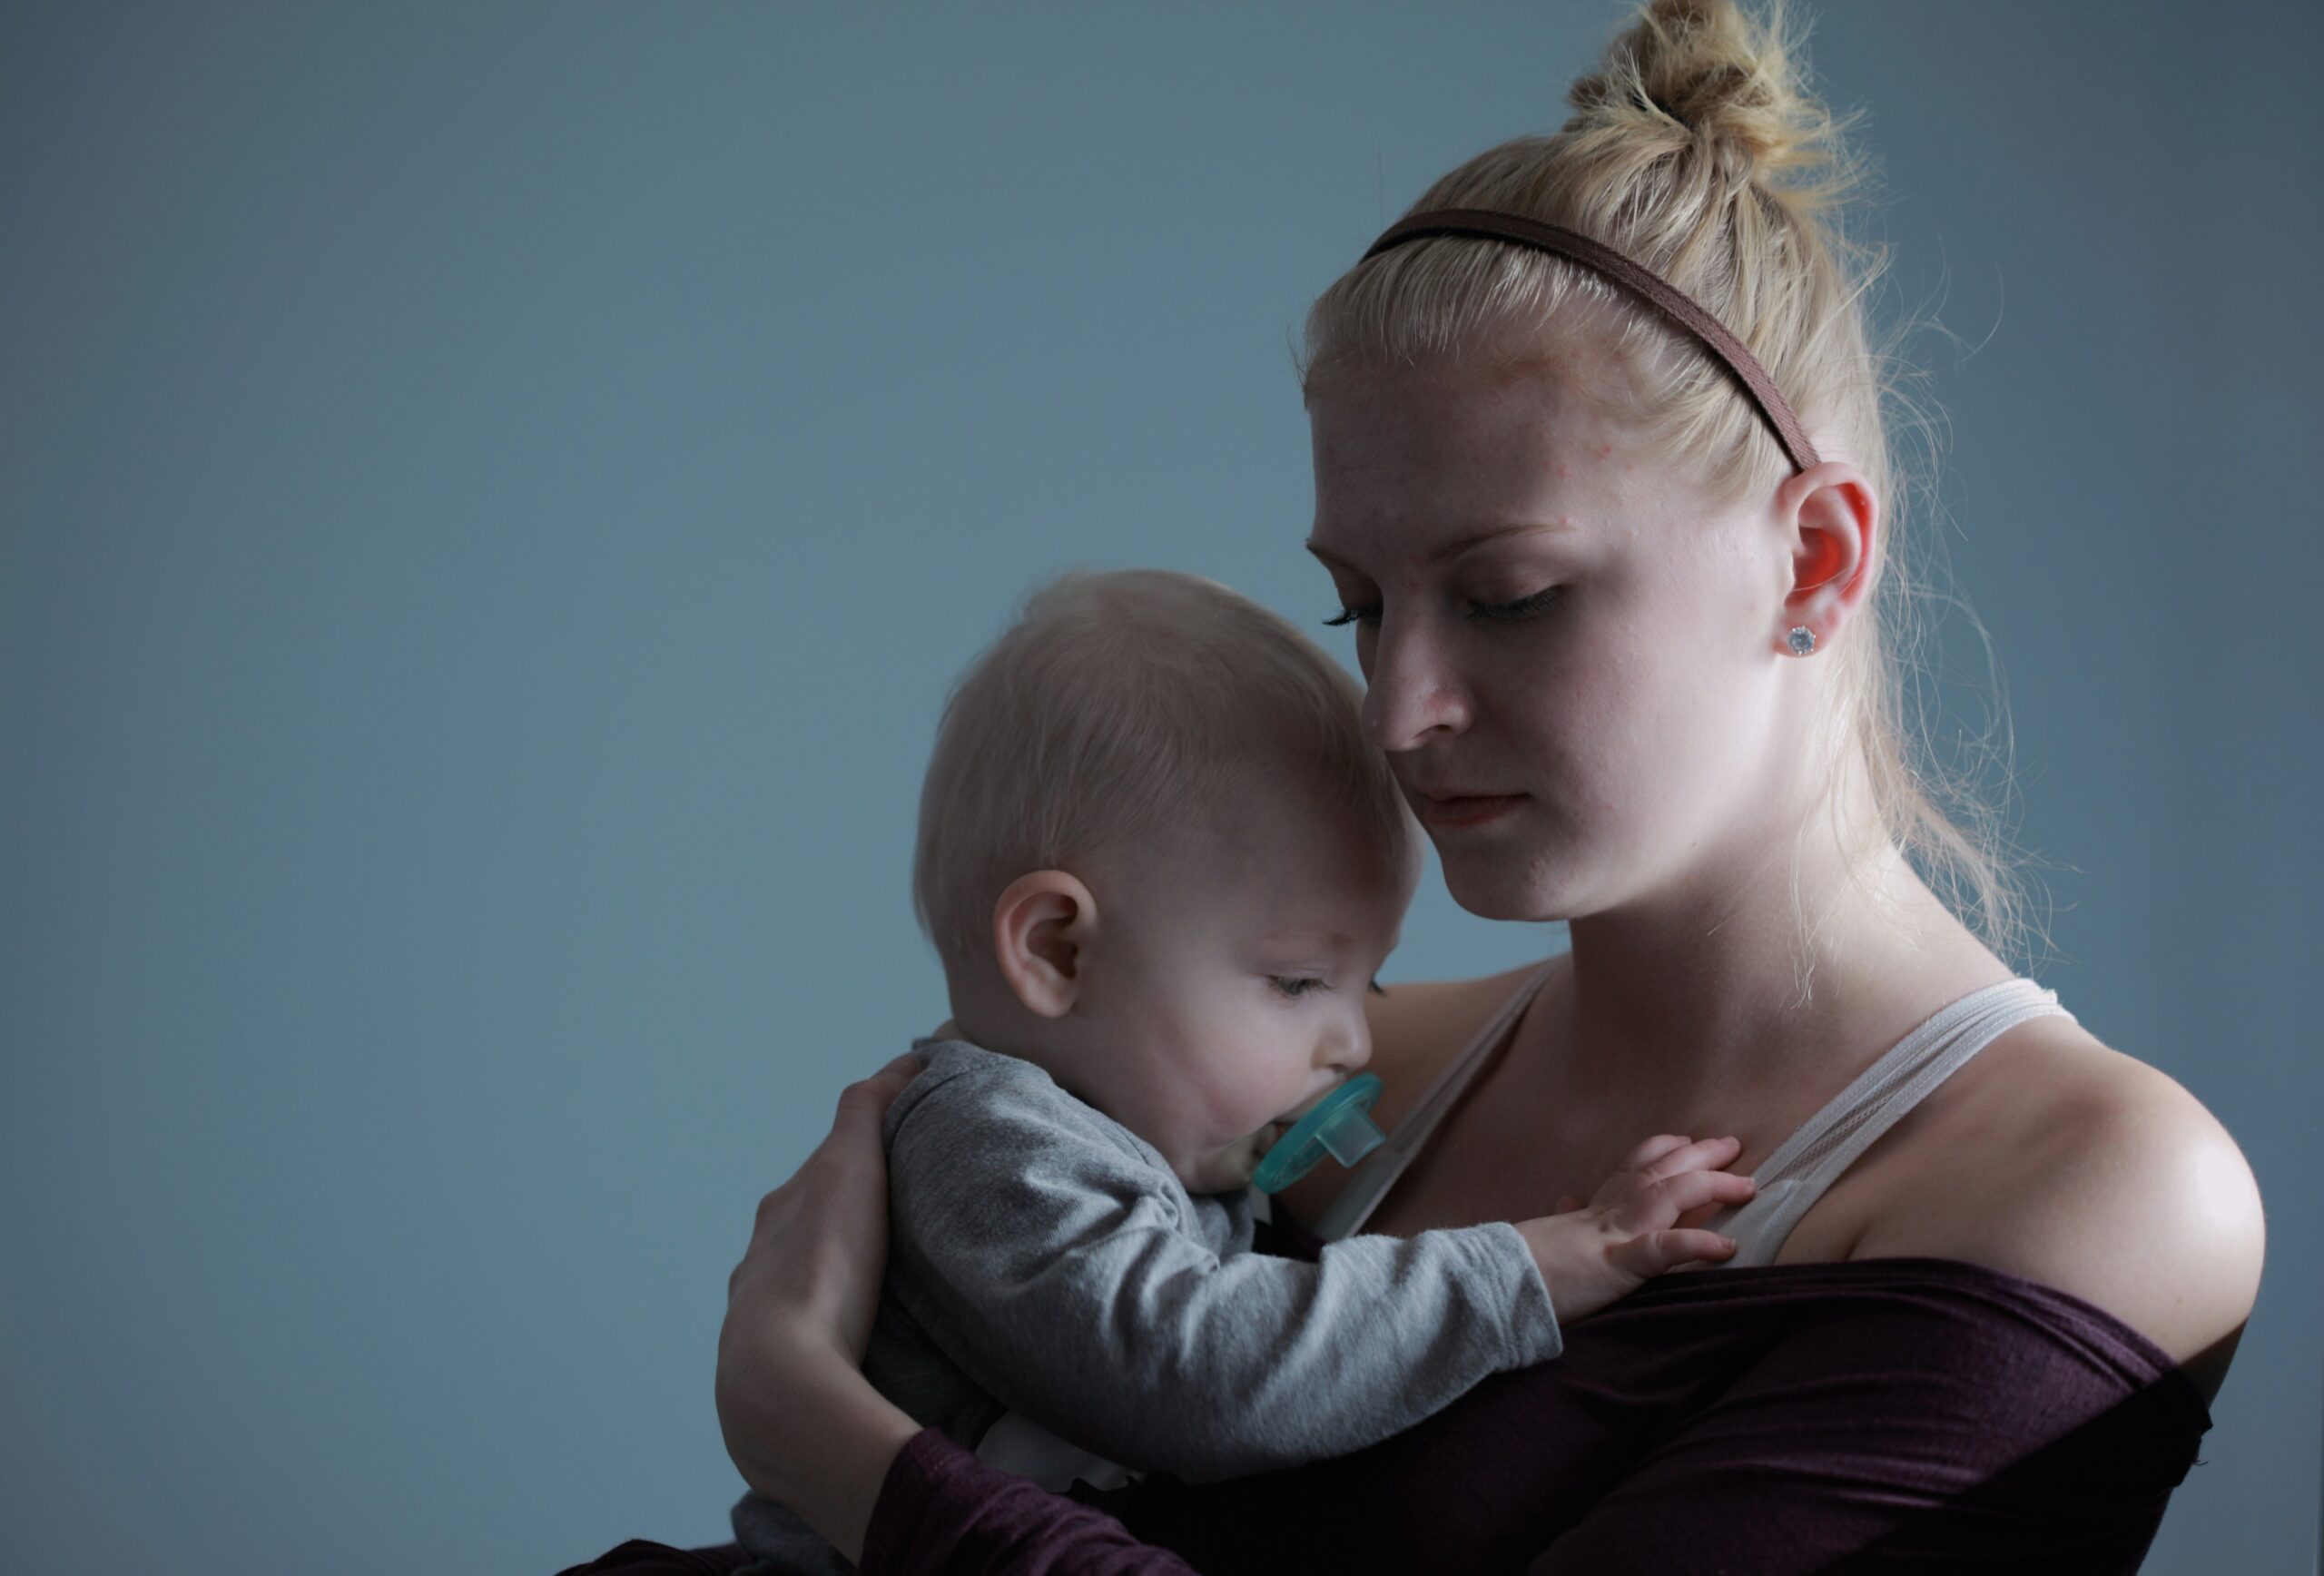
1437;855;1581;924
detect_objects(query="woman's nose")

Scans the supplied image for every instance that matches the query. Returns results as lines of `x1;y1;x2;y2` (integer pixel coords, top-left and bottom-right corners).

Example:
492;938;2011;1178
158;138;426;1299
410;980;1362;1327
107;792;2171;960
1362;619;1472;749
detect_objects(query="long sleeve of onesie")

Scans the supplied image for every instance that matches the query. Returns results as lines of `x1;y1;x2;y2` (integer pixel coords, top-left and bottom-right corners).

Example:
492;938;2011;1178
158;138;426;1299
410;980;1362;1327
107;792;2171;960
879;1039;1560;1483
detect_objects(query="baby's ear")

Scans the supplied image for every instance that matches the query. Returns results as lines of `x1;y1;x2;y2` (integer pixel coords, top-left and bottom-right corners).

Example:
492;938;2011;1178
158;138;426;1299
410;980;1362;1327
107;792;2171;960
990;870;1097;1019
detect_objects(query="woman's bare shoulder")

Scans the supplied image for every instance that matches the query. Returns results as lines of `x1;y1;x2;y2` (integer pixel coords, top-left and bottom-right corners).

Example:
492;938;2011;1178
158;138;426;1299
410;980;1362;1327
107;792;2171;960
1270;958;1554;1230
1854;1017;2263;1391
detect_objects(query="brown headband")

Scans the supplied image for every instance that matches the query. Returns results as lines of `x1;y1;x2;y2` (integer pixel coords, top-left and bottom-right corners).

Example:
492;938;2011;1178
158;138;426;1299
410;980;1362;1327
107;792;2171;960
1362;207;1821;474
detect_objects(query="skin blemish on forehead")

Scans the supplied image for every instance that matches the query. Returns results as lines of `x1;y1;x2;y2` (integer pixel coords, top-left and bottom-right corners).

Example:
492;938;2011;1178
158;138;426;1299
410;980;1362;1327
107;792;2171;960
1486;350;1576;389
1307;337;1690;572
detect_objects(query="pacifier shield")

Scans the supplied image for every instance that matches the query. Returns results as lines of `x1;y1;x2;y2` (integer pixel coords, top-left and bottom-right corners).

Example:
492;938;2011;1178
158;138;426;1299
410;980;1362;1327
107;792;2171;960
1250;1072;1386;1195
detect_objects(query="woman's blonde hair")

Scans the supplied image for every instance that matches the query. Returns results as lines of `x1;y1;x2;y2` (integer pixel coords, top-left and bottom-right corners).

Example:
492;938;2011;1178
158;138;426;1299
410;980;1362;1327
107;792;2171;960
1298;0;2043;970
912;567;1416;977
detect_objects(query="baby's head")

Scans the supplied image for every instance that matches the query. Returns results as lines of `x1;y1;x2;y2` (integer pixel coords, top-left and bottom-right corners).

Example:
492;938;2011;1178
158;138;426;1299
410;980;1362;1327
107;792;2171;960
914;568;1423;1193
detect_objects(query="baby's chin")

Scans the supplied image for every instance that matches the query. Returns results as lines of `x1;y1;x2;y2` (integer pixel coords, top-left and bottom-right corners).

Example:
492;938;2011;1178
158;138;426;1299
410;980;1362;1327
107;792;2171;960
1174;1128;1273;1197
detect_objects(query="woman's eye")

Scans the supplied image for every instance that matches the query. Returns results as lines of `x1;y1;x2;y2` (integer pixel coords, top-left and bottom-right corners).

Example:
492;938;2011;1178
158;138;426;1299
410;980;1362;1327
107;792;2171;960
1268;976;1325;999
1463;586;1562;624
1324;588;1561;628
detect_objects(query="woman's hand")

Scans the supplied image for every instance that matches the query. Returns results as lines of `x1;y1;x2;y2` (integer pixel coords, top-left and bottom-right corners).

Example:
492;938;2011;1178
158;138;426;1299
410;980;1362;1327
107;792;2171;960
1516;1134;1758;1326
715;1054;926;1563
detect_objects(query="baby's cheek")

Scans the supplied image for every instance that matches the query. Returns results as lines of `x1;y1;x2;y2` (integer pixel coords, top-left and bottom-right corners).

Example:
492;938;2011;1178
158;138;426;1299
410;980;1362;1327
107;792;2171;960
1167;1056;1263;1135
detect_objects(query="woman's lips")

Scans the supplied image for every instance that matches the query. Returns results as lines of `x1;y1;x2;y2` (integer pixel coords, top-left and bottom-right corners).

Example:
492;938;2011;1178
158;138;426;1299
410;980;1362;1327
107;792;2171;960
1416;792;1527;829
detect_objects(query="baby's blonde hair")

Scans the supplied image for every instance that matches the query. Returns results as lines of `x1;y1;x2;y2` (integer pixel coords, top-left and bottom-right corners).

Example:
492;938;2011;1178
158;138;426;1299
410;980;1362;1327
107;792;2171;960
912;568;1415;976
1299;0;2040;969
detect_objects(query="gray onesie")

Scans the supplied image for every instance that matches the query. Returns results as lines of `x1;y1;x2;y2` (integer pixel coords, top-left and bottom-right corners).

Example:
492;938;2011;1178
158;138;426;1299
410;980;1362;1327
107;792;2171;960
732;1037;1559;1572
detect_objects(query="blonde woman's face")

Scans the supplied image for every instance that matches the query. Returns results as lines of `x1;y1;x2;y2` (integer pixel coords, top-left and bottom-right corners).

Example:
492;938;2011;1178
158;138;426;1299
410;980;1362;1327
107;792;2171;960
1305;347;1797;923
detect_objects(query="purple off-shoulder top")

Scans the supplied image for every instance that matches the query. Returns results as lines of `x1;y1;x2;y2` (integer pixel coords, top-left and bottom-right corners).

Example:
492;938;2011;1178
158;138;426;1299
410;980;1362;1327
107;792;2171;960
565;1250;2211;1575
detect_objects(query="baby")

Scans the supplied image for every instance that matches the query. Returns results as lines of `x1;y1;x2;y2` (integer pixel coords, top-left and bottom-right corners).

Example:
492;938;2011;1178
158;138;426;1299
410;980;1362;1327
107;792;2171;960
732;568;1748;1573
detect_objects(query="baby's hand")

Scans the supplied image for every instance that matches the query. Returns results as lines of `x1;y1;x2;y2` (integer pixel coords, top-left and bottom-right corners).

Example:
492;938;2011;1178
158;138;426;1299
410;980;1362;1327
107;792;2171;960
1513;1135;1758;1326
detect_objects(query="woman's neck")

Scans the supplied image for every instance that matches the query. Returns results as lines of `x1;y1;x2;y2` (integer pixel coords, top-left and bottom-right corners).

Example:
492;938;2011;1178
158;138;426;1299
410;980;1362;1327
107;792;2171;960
1551;832;2005;1120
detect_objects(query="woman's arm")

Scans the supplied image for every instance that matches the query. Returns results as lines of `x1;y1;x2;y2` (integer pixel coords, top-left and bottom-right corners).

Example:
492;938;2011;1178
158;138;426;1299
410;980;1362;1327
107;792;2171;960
734;1069;2209;1576
1843;1034;2263;1407
1518;1260;2216;1574
984;1258;2211;1576
861;1431;1199;1576
715;1053;1199;1573
714;1059;924;1563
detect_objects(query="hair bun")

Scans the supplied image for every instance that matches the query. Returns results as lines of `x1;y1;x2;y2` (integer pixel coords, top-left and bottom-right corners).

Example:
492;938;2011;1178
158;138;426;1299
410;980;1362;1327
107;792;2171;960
1566;0;1851;202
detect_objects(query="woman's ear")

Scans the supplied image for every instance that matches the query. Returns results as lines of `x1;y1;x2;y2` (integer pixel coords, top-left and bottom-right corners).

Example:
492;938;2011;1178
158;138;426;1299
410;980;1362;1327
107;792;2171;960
990;870;1098;1019
1774;459;1879;655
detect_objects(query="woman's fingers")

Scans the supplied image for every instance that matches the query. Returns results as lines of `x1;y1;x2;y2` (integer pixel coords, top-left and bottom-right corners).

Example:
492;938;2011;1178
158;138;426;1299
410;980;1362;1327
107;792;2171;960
715;1059;934;1532
728;1059;926;1353
840;1056;925;1124
752;1059;924;1236
872;1052;928;1088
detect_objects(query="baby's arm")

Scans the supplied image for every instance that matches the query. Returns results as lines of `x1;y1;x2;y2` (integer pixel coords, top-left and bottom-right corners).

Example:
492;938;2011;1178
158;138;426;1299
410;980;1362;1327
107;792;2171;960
1517;1132;1761;1323
886;1066;1554;1482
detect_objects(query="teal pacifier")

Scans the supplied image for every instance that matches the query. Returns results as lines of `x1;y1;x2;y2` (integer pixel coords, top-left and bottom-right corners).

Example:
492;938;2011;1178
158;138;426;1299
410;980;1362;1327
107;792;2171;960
1249;1072;1387;1195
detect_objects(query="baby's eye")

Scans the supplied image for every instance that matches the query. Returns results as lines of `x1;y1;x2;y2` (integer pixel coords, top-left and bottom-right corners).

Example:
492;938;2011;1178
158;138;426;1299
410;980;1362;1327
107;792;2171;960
1268;975;1326;999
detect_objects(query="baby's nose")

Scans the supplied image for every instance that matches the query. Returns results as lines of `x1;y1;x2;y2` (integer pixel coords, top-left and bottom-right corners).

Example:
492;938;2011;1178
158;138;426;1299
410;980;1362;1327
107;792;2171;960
1329;1020;1374;1073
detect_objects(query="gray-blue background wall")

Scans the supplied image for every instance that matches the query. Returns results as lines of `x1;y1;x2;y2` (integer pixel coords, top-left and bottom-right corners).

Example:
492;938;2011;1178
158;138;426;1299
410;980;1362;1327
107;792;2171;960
4;3;2317;1570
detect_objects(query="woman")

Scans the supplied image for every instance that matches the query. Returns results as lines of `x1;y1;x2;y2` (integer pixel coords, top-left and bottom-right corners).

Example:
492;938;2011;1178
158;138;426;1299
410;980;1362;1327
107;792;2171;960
576;2;2262;1570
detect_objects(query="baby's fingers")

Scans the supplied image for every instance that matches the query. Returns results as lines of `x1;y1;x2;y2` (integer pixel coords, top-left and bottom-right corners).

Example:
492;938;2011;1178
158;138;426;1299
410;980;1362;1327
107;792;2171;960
1616;1133;1699;1172
1649;1168;1758;1220
1610;1227;1739;1279
1637;1133;1744;1181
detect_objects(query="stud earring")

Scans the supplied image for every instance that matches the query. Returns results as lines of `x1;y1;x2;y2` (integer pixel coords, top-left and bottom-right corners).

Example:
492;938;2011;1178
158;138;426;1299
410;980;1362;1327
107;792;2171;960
1785;625;1817;656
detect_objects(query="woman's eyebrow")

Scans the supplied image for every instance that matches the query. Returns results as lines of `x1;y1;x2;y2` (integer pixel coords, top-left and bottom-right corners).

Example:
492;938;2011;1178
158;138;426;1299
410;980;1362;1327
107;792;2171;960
1305;519;1578;573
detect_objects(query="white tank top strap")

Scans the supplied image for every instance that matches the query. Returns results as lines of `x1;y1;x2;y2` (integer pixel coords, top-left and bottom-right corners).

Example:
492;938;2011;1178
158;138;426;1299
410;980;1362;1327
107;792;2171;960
1306;967;2074;1264
1701;976;2075;1266
1313;961;1558;1243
